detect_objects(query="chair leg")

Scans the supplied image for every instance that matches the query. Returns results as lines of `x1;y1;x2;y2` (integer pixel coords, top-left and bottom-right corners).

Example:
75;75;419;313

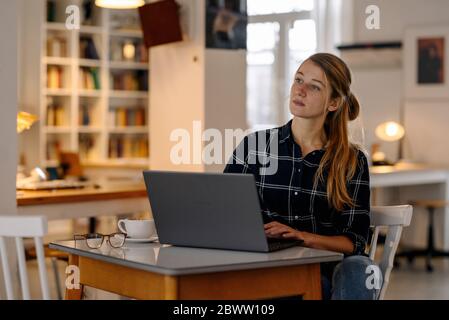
426;207;435;272
395;206;449;272
51;257;62;300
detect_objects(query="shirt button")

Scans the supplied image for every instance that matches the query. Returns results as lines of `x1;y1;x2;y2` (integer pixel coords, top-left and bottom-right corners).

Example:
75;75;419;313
294;192;298;195
295;216;299;219
298;168;301;173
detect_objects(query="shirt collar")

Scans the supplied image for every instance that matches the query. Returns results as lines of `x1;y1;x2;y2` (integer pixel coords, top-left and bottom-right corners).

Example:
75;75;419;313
278;119;293;144
278;119;327;153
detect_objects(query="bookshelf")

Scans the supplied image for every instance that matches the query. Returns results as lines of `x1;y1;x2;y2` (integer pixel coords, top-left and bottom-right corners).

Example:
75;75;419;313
40;0;149;168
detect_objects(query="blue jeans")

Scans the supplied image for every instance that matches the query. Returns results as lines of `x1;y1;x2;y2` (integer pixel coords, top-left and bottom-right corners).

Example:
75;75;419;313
321;255;383;300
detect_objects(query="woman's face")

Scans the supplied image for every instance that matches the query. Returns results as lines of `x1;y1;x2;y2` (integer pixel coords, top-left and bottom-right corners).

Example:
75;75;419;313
289;60;335;119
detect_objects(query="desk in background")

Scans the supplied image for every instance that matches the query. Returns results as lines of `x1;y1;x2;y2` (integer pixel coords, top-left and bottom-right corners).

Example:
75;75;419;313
50;240;343;300
370;163;449;250
17;181;150;221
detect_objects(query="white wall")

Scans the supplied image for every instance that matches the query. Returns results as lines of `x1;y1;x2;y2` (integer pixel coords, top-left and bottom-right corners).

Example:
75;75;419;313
354;0;449;42
149;0;205;172
351;0;449;164
351;69;402;161
205;49;247;172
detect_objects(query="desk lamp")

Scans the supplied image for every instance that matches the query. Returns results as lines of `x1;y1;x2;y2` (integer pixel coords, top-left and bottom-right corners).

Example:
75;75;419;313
17;112;39;193
373;121;405;166
17;111;38;175
17;111;37;134
95;0;144;9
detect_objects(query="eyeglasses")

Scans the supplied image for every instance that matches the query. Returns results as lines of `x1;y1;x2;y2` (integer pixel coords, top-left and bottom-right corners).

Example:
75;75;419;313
74;233;126;249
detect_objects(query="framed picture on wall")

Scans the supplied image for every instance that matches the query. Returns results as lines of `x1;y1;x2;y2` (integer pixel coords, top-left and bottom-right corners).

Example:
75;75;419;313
404;26;449;99
206;0;247;50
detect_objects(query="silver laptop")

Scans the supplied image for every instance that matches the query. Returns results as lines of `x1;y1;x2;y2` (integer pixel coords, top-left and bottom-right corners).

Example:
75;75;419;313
142;170;302;252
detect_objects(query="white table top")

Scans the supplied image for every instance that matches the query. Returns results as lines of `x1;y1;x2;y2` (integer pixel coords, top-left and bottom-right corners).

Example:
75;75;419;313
370;163;449;187
49;240;343;276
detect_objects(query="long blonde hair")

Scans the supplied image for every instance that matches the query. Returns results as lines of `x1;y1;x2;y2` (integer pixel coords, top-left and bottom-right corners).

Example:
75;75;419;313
306;53;361;211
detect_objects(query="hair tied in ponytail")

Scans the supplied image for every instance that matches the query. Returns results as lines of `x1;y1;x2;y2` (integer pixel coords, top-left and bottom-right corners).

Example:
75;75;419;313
346;92;360;121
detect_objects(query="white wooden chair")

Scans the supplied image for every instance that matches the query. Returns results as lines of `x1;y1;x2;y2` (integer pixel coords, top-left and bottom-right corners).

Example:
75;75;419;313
368;205;413;300
0;216;50;300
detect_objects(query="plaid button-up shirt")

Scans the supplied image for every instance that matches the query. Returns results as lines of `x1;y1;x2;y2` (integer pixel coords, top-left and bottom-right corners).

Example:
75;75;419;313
224;119;370;256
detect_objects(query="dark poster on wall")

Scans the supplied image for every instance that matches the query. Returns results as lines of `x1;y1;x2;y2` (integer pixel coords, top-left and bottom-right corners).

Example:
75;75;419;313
206;0;247;50
138;0;183;48
417;37;445;84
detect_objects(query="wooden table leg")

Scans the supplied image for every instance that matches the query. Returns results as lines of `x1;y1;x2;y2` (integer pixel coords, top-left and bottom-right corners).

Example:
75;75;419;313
65;254;84;300
164;275;178;299
301;264;322;300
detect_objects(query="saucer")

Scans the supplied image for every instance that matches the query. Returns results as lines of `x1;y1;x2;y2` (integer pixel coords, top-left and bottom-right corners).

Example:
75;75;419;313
125;236;158;243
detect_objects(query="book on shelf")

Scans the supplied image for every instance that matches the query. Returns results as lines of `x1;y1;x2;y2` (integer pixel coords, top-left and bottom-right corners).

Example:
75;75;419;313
137;70;148;91
137;43;149;63
80;36;100;60
46;140;61;161
135;108;145;126
111;107;146;127
47;36;67;57
79;134;95;160
115;108;127;127
80;67;101;90
47;66;64;89
108;136;149;159
111;70;148;91
79;104;91;126
81;0;97;26
47;0;56;22
46;99;66;126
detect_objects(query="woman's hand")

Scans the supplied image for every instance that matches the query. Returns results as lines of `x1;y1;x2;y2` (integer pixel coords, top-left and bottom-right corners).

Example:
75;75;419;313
264;221;305;242
264;221;354;254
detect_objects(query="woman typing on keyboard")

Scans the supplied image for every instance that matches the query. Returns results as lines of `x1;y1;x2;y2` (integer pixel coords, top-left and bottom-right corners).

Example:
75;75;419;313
224;53;380;300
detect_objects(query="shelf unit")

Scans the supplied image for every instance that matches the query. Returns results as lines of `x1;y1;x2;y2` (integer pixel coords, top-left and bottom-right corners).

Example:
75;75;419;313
40;0;149;168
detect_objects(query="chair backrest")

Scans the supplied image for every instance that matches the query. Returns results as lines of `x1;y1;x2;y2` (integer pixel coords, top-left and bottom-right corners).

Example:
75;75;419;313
0;216;50;300
368;205;413;300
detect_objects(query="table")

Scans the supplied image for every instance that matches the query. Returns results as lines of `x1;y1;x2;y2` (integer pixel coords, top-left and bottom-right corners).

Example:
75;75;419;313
370;163;449;188
49;240;343;300
370;163;449;250
16;181;150;221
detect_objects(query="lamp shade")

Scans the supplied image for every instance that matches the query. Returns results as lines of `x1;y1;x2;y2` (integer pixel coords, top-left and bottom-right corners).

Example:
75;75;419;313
17;112;38;133
375;121;405;142
95;0;145;9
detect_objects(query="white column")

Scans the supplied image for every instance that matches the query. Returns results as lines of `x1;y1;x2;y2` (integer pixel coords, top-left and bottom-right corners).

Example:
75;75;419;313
149;0;247;172
0;1;19;213
0;0;19;299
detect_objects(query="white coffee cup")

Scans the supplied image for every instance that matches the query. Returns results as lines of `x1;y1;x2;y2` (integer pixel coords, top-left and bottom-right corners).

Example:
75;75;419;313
117;219;156;239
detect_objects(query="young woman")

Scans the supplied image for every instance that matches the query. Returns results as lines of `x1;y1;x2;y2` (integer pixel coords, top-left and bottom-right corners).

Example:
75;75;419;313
224;53;381;300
